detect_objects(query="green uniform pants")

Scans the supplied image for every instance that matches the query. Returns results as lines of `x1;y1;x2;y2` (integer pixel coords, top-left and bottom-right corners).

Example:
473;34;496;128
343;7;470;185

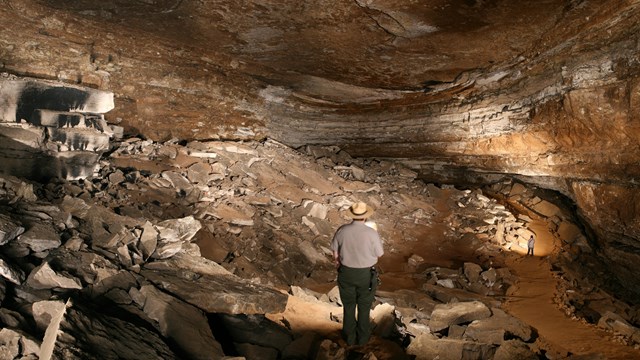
338;265;377;345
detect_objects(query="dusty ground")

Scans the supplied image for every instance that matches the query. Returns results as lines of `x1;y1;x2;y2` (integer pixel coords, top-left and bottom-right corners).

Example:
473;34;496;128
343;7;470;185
270;191;640;359
504;221;640;359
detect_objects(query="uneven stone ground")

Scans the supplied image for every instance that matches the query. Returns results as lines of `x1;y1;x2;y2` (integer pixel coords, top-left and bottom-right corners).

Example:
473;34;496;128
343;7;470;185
1;135;640;359
268;188;640;359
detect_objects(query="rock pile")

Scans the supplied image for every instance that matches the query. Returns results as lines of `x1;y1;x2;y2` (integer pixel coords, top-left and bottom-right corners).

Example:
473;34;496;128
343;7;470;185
0;130;637;359
0;171;288;359
279;275;537;360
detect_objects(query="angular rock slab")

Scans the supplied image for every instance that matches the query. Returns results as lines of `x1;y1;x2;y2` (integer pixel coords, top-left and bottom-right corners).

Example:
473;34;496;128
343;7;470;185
0;213;24;246
429;300;492;332
45;248;119;285
0;257;25;285
597;310;639;338
493;339;538;360
17;222;61;253
217;313;293;352
0;328;40;360
464;308;534;344
32;299;68;333
40;299;69;360
156;215;202;243
139;285;224;360
0;174;37;204
141;269;288;314
407;334;496;360
422;284;500;308
25;262;82;290
144;252;233;277
55;304;178;360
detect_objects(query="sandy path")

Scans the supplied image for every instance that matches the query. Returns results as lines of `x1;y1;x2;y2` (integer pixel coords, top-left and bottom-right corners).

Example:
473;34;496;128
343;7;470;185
504;221;640;359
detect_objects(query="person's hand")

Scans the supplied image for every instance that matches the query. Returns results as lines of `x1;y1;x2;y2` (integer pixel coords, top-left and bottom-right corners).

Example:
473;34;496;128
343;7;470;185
334;259;340;269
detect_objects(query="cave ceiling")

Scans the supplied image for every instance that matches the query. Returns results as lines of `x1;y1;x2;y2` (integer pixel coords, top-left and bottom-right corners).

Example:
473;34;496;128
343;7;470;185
32;0;565;89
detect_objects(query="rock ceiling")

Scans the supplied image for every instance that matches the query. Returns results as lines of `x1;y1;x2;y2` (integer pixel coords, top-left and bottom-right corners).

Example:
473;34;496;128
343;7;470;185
1;0;640;298
1;0;636;176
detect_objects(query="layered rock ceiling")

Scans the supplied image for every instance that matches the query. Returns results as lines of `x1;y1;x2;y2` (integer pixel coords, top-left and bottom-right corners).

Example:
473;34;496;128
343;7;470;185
1;0;639;301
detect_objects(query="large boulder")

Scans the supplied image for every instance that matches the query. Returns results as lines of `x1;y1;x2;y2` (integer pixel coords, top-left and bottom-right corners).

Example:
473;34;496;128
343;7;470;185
139;284;224;360
463;308;535;344
429;301;492;332
407;334;495;360
141;268;288;314
54;304;179;359
493;339;538;360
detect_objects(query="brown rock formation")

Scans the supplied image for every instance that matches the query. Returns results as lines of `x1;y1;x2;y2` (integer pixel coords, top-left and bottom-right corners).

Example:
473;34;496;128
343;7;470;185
1;1;640;356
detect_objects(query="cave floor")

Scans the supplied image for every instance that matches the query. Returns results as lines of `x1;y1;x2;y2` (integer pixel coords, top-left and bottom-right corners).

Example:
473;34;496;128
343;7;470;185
275;195;640;359
504;221;640;359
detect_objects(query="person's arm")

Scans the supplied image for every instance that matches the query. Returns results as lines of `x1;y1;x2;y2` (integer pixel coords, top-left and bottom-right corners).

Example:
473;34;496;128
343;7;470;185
331;226;343;268
373;233;384;258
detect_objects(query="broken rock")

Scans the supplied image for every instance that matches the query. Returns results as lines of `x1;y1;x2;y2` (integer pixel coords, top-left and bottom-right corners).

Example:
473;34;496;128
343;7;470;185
407;334;495;360
141;268;288;314
17;222;61;253
0;214;24;246
429;301;492;332
139;284;224;360
26;262;82;290
0;257;25;285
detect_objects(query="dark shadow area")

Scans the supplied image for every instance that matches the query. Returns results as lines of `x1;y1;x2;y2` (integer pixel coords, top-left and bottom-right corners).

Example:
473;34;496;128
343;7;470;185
54;297;184;359
207;313;294;358
35;0;197;45
0;134;98;183
207;313;240;356
16;84;89;124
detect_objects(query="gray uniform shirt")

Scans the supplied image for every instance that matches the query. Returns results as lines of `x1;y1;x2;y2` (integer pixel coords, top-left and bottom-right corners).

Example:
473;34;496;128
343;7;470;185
331;221;384;268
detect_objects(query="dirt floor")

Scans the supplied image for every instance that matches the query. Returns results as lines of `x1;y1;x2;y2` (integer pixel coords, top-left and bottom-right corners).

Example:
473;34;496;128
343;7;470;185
271;191;640;359
503;221;640;359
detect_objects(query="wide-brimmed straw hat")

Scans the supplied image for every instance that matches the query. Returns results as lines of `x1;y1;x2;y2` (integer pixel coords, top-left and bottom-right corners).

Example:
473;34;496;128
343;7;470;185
348;202;374;219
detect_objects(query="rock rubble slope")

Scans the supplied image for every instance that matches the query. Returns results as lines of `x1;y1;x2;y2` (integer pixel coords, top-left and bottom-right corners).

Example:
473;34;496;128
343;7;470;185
0;135;639;359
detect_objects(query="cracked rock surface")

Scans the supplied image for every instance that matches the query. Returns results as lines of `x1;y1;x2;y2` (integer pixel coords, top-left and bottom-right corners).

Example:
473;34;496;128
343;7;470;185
0;135;637;358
